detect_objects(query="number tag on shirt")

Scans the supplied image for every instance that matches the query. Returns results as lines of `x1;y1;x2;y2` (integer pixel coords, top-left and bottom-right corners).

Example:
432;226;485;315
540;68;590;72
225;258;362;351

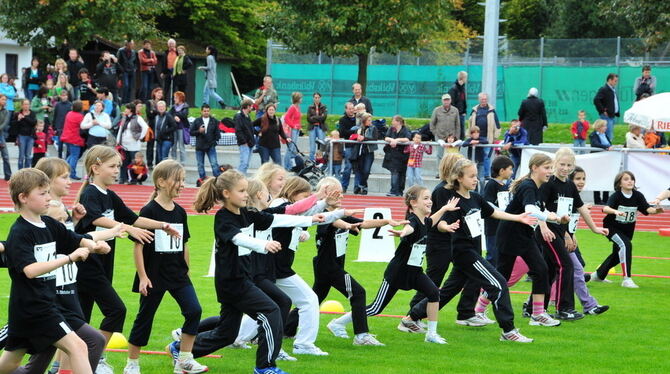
256;228;272;242
407;243;426;267
335;231;348;257
155;223;184;253
55;254;78;286
96;209;115;241
33;242;57;279
497;191;511;211
568;213;580;234
556;197;574;218
289;227;302;251
464;210;483;238
65;221;75;232
615;206;637;224
237;224;254;257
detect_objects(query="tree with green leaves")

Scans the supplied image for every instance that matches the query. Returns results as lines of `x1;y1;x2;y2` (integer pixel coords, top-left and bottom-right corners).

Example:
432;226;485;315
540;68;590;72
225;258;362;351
264;0;468;94
606;0;670;50
0;0;169;49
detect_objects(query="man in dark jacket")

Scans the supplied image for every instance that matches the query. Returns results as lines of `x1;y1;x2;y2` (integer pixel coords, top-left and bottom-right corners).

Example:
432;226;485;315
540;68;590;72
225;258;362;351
593;73;620;141
234;99;255;175
447;71;468;139
307;92;328;161
337;102;357;193
518;87;547;145
66;48;86;98
153;100;176;165
189;104;221;180
116;40;137;104
348;83;373;114
95;51;121;104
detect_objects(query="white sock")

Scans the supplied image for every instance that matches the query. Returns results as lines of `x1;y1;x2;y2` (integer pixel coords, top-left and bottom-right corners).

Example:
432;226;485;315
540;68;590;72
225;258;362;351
127;358;139;365
335;312;353;325
355;333;367;339
178;351;193;361
427;321;437;334
623;276;632;280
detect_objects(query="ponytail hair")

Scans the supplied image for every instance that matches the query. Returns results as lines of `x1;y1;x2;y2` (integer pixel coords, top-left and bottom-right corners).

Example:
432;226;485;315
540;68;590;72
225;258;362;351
75;145;121;203
438;153;464;183
446;158;475;190
246;178;267;210
403;185;428;219
149;159;185;201
510;153;553;194
193;170;246;213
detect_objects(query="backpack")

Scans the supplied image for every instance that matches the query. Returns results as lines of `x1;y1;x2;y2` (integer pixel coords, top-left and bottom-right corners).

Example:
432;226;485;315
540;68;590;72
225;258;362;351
371;119;387;140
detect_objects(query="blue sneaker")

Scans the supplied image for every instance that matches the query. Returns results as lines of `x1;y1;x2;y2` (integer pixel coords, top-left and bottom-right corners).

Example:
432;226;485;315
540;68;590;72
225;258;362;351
165;341;180;365
254;367;290;374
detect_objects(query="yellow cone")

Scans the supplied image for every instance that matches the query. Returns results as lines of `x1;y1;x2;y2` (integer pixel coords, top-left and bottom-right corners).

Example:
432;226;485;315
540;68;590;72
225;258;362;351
320;300;345;313
107;332;128;349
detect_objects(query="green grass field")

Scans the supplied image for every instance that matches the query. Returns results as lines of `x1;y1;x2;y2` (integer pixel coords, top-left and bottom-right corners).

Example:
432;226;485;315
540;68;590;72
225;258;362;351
1;213;668;374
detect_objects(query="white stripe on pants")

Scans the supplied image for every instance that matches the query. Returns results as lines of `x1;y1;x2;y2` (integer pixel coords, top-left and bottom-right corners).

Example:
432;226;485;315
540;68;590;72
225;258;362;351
276;274;320;346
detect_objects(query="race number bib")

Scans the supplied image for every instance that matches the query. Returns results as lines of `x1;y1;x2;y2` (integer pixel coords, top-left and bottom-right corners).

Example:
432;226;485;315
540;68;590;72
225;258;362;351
65;221;75;232
407;243;426;267
568;213;580;234
615;206;637;224
33;242;57;279
335;231;349;257
155;223;184;253
256;228;272;242
497;191;511;211
55;254;78;286
237;224;254;257
556;197;574;218
464;210;483;238
288;227;302;251
96;210;115;241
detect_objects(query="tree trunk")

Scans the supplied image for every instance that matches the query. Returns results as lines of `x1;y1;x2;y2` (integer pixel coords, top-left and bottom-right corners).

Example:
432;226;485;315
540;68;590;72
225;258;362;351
356;53;369;95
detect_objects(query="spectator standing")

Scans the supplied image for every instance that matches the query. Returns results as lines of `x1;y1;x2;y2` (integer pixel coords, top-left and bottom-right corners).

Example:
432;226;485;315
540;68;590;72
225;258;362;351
351;113;378;195
383;114;411;196
348;82;373;114
468;92;500;179
253;75;278;118
588;119;612;205
54;73;75;101
252;103;288;164
625;125;645;149
60;100;86;179
633;65;656;101
31;120;47;167
139;40;158;101
0;74;17;115
95;51;121;104
198;45;226;108
307;92;328;161
52;58;69;83
571;110;590;153
116;102;149;184
172;45;193;95
169;90;189;163
430;93;460;165
144;87;165;168
337;102;357;192
329;129;344;178
404;131;432;187
75;68;98;111
12;99;36;169
501;119;528;174
152;100;176;164
593;73;620;141
463;125;490;184
518;87;547;145
0;94;12;180
190;104;221;182
30;86;52;126
52;89;72;158
161;39;178;101
234;99;255;175
447;71;468;139
282;92;303;170
66;49;86;99
117;40;138;104
23;57;45;101
81;100;112;147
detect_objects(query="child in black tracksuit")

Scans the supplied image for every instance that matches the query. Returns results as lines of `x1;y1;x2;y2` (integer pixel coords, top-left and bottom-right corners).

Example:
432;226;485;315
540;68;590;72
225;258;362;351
482;156;514;267
592;171;663;288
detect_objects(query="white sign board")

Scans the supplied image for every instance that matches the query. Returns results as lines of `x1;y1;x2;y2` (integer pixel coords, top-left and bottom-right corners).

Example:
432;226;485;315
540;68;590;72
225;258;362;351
356;208;396;262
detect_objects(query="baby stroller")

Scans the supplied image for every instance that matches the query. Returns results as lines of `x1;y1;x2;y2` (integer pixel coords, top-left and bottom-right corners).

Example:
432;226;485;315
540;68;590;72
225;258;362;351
288;142;326;189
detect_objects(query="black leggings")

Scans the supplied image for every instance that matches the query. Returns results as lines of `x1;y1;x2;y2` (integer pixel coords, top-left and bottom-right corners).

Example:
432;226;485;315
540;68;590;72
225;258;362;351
597;230;633;279
536;229;575;312
78;280;126;333
408;244;451;308
498;243;549;295
366;274;439;317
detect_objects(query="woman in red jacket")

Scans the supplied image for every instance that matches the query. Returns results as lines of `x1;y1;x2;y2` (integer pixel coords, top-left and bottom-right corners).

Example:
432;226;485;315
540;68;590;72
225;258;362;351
60;100;86;179
283;92;302;170
139;40;158;101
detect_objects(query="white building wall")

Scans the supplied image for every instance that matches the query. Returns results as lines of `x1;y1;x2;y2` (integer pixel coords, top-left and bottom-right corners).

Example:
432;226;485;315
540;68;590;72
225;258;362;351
0;32;33;97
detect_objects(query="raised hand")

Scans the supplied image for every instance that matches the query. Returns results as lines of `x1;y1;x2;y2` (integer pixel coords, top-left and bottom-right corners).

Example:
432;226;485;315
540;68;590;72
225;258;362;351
443;197;461;212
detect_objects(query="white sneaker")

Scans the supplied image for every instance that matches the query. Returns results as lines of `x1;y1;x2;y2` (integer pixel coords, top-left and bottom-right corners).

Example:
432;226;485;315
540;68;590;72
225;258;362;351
174;357;208;374
123;361;140;374
96;358;114;374
529;312;561;327
293;344;329;356
500;328;534;343
621;278;639;288
327;319;349;338
276;348;298;361
229;340;251;349
417;320;428;330
455;316;486;327
424;332;447;344
171;328;182;341
397;318;426;334
353;333;385;346
476;312;496;325
590;272;612;283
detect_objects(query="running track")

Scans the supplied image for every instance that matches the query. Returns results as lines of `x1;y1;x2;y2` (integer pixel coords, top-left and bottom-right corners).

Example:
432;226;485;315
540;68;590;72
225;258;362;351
1;181;669;232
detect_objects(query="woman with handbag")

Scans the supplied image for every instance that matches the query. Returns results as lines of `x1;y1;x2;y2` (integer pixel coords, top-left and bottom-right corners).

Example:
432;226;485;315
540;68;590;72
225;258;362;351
116;102;148;184
169;91;189;164
81;100;112;147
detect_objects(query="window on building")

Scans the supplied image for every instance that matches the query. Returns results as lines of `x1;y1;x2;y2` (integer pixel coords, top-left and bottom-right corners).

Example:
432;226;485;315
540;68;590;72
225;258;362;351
5;54;18;78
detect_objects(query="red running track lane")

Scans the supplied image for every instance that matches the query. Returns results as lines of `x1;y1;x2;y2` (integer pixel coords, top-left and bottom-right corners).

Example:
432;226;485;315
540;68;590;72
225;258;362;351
1;181;670;232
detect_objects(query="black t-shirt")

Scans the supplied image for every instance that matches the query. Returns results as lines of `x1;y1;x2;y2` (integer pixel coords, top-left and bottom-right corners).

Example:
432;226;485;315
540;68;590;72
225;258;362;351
540;176;584;236
426;182;454;252
214;207;274;299
250;205;285;283
56;207;87;330
272;202;307;279
75;184;138;284
497;178;544;255
132;200;191;293
603;190;650;238
445;191;495;252
384;213;430;289
482;178;510;236
314;216;363;275
6;216;86;336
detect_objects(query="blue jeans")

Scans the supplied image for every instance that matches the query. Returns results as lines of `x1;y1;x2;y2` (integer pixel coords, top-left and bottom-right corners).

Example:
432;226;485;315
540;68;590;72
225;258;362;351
196;147;220;179
238;144;253;175
600;114;615;141
18;135;34;169
65;143;81;178
340;157;353;191
122;72;135;103
476;162;485;192
0;133;12;179
156;140;173;164
331;163;342;179
573;139;586;155
203;86;224;106
140;70;153;100
355;152;374;191
390;167;407;195
283;130;300;170
258;146;282;165
406;166;424;187
309;127;325;160
482;148;492;179
510;152;521;177
459;114;466;140
171;129;186;163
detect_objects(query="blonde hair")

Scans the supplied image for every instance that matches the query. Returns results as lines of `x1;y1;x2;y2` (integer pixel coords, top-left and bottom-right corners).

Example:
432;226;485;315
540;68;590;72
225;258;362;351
193;170;246;213
554;147;576;173
76;145;121;203
315;176;341;191
354;103;366;111
404;185;428;219
246;178;267;210
438;153;464;183
278;176;312;202
510;153;553;193
291;92;303;104
150;159;185;201
255;162;285;192
360;113;372;126
34;157;70;180
8;168;50;209
447;159;476;190
592;119;608;131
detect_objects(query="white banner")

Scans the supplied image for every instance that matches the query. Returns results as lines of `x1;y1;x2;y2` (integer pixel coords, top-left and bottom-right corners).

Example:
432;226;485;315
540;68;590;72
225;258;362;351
627;152;670;204
356;208;396;262
517;149;623;192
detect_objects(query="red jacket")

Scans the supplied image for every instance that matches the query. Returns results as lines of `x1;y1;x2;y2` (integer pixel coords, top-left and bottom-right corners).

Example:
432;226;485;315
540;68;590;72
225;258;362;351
33;131;47;154
60;111;85;147
571;120;589;140
138;49;158;72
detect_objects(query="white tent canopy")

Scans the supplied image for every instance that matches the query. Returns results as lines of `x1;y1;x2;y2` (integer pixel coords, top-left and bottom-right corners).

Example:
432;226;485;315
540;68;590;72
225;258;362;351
623;92;670;132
